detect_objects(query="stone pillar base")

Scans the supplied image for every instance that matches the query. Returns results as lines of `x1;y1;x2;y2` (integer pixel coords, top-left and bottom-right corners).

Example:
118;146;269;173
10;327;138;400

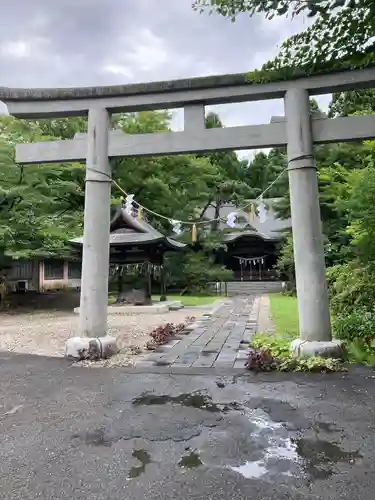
290;338;344;359
65;336;118;360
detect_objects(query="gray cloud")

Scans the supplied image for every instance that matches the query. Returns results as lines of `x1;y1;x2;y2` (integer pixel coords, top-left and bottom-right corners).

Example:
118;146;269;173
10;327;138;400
0;0;331;159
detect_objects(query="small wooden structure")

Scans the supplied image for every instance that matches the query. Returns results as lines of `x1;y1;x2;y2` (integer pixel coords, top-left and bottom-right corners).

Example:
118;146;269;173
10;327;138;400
70;207;185;304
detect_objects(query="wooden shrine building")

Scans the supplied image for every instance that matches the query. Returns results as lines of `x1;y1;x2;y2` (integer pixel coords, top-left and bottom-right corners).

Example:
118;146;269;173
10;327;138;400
203;199;291;281
70;206;185;303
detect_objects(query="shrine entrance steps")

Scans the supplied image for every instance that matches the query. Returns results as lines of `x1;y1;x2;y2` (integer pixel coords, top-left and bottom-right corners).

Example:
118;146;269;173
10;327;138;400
225;281;283;296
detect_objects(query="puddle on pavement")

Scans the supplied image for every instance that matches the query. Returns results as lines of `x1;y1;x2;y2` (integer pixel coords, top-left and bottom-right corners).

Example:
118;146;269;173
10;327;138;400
226;411;362;483
228;411;300;480
230;460;268;479
132;391;362;483
128;449;152;479
178;451;203;469
132;391;237;413
294;437;362;480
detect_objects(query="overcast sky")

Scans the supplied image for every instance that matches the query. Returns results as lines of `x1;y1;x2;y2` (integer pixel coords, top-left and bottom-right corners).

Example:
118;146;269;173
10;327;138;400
0;0;331;158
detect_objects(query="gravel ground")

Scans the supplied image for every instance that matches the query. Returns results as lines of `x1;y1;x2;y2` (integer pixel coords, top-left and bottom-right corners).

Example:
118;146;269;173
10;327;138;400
0;309;202;366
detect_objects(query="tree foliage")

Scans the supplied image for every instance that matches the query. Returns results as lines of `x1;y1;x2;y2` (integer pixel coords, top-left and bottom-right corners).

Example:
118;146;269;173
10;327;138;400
0;117;84;260
0;109;255;291
193;0;375;73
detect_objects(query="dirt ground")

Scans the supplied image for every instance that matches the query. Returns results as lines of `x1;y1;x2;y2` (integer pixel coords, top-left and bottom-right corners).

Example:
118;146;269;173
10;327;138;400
0;308;202;366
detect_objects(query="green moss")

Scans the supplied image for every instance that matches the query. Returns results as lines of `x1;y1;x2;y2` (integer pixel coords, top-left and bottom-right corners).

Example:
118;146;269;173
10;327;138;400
246;53;375;85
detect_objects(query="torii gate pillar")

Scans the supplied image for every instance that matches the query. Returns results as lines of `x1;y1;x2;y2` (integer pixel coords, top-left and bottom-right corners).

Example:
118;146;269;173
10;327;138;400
79;107;111;337
285;88;342;358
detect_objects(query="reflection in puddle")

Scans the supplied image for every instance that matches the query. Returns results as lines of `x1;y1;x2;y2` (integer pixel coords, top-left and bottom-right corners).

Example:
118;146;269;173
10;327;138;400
229;410;300;480
178;451;203;469
128;449;151;479
132;391;362;483
230;460;268;479
228;411;362;482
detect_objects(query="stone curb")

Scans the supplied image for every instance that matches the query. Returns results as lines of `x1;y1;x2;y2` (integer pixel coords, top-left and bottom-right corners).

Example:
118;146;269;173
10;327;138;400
249;296;261;328
201;299;226;318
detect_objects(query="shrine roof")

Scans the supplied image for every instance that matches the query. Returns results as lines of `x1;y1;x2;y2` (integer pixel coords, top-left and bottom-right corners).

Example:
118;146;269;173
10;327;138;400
203;198;291;242
70;207;185;250
223;229;282;243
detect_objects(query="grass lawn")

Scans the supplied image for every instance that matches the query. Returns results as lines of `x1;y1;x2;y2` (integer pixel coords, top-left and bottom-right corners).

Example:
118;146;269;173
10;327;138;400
152;295;218;306
108;294;219;306
269;294;299;339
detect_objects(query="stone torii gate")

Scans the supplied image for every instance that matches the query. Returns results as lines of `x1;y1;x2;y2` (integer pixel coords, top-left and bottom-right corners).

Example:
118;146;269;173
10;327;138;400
1;67;375;358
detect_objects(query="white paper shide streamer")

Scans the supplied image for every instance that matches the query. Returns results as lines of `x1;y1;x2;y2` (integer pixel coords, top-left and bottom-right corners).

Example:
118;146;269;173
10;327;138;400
125;194;135;215
226;212;237;228
256;197;268;224
170;219;182;235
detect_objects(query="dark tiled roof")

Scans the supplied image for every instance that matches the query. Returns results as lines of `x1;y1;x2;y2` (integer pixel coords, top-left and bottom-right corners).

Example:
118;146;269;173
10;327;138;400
70;207;185;249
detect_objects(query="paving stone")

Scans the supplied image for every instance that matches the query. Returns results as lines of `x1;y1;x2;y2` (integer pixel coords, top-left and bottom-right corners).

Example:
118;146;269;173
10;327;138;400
163;339;180;348
214;360;236;368
147;296;259;370
233;359;247;369
236;350;249;360
214;352;237;366
192;353;218;368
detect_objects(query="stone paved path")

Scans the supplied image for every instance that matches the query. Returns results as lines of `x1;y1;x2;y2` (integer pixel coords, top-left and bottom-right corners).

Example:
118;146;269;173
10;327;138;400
135;296;259;370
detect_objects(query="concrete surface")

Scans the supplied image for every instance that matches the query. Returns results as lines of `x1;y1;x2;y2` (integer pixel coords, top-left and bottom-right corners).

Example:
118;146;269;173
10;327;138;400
1;351;375;499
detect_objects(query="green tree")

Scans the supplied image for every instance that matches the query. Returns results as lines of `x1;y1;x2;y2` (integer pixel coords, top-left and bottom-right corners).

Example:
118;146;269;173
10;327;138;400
193;0;375;72
329;89;375;117
0;116;83;261
247;148;288;198
345;140;375;266
200;112;255;230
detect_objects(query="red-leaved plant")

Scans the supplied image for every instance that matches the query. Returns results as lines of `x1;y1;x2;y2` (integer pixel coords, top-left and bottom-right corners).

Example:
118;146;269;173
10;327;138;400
245;349;277;372
146;322;186;350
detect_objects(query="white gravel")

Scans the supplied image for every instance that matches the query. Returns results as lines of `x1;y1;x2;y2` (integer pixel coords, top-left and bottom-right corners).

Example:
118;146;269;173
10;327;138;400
0;309;203;366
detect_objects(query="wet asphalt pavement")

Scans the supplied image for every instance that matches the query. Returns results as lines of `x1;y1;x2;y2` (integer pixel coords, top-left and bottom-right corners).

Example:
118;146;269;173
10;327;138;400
1;352;375;499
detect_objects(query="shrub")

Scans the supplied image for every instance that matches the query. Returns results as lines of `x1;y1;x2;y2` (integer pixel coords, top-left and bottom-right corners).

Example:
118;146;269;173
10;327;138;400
146;322;186;350
333;307;375;346
165;251;233;294
327;263;375;315
247;335;346;373
274;234;296;295
333;307;375;365
245;347;345;373
277;356;345;373
327;261;375;366
245;349;277;372
251;334;291;358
